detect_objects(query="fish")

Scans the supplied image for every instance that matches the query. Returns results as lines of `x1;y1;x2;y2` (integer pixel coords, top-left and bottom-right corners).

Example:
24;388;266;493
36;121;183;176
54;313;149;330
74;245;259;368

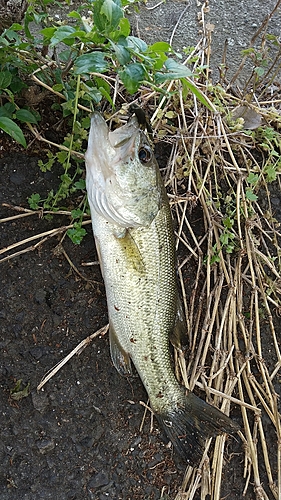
85;111;239;464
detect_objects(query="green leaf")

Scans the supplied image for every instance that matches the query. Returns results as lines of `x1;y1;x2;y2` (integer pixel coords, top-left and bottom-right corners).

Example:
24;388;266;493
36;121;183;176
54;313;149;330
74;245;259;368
94;0;123;32
68;10;82;20
0;70;12;89
10;379;30;401
149;41;171;52
118;17;131;37
9;75;27;94
50;26;77;46
28;193;41;209
67;225;87;244
15;109;38;124
71;208;84;218
118;63;145;94
40;27;56;42
223;217;234;229
100;0;123;28
111;38;131;65
74;179;86;190
0;102;15;118
246;189;258;202
57;150;68;164
127;36;148;53
254;66;265;77
155;58;193;83
0;117;26;147
60;173;72;188
74;52;108;74
265;165;277;182
181;78;213;111
53;83;64;92
246;172;259;184
99;86;114;107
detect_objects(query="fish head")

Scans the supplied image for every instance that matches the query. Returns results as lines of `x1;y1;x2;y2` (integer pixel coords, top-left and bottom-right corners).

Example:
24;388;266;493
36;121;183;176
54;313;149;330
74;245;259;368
85;112;162;229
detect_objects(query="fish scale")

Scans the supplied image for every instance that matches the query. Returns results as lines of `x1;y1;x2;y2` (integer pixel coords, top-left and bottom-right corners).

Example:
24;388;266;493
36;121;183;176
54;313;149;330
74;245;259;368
85;111;239;464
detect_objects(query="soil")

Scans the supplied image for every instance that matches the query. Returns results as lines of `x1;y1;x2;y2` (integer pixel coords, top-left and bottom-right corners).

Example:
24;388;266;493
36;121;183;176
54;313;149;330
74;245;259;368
1;2;281;500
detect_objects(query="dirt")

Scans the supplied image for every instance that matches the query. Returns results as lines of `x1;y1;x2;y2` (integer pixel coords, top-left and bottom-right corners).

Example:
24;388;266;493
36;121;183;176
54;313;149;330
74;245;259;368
1;1;281;500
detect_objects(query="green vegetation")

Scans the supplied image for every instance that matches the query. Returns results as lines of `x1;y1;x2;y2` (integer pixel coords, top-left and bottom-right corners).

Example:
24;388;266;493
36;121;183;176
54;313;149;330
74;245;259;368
0;0;281;251
0;0;203;243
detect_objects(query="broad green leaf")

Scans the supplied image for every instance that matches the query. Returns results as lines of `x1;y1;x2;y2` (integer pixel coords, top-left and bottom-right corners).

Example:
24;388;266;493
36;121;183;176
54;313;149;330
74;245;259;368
118;17;130;37
0;71;12;89
0;117;26;147
118;63;145;94
0;102;15;118
8;23;22;31
155;58;193;83
10;75;27;94
94;0;123;32
74;52;108;74
53;83;64;92
16;109;38;124
83;87;103;103
100;0;123;28
111;38;130;65
149;41;171;52
254;66;265;77
127;36;147;53
148;50;168;70
40;27;56;41
68;10;82;20
49;26;77;47
58;48;74;63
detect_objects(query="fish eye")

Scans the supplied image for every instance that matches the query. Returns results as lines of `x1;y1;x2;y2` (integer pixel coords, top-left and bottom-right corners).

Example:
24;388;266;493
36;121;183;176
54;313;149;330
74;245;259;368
138;146;152;163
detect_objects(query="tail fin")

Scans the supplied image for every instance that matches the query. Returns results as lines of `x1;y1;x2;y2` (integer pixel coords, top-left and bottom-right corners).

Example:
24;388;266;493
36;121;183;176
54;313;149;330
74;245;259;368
156;391;239;465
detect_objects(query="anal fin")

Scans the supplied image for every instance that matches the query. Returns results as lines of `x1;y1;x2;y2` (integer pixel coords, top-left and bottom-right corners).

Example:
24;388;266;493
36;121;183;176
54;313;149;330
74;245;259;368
109;322;132;376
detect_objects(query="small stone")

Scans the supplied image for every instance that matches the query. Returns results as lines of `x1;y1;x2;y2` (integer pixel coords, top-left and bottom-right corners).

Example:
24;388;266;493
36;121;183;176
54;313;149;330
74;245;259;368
36;438;55;454
34;288;47;305
88;471;109;489
32;390;49;413
29;346;44;360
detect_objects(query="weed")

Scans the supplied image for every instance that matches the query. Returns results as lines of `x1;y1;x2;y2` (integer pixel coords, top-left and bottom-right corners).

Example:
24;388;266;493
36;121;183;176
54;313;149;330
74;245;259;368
0;0;202;243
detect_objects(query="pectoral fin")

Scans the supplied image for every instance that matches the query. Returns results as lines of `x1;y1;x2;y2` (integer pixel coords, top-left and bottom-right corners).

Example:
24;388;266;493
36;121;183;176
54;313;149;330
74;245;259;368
169;297;187;349
117;230;145;274
109;322;132;376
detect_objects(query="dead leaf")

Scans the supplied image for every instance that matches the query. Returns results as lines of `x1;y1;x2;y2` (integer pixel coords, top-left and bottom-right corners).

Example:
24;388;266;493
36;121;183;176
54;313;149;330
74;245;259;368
232;105;262;130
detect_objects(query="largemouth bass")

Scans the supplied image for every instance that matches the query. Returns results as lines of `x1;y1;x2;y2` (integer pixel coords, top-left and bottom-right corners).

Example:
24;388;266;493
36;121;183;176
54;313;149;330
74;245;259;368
85;112;239;464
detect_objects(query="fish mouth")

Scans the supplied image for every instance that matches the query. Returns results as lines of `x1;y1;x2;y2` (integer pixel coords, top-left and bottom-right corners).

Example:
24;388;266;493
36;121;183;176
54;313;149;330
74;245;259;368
108;115;140;151
87;112;140;156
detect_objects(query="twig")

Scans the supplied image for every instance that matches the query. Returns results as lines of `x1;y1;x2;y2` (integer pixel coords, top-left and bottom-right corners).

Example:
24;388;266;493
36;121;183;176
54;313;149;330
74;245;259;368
37;324;109;390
